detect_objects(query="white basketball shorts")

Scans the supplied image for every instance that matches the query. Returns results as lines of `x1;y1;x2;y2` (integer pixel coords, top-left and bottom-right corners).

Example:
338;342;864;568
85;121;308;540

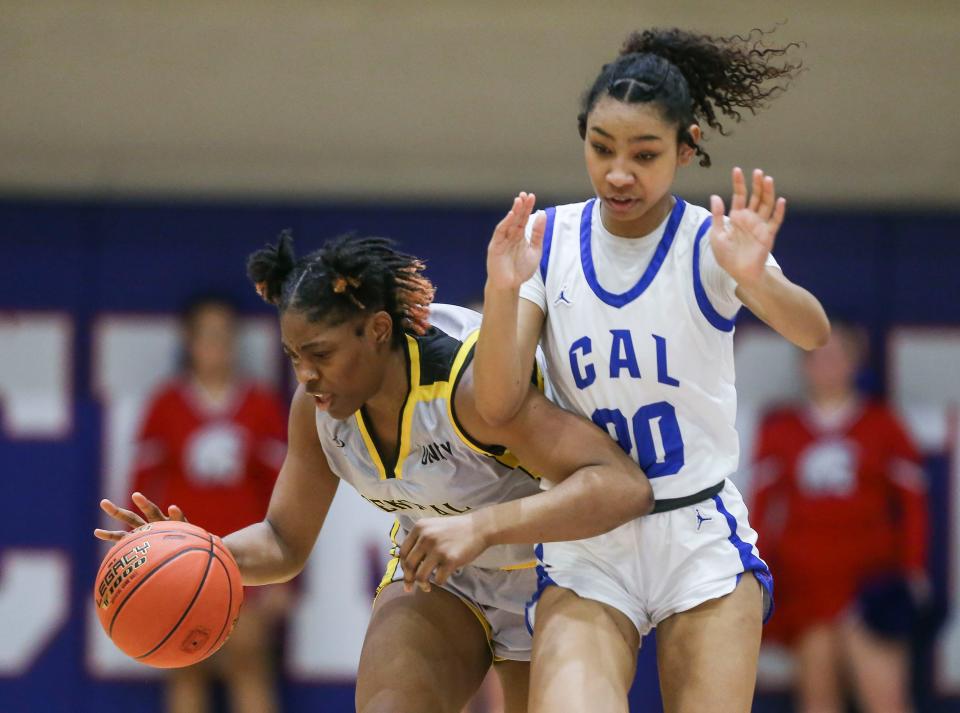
378;558;536;662
526;479;774;639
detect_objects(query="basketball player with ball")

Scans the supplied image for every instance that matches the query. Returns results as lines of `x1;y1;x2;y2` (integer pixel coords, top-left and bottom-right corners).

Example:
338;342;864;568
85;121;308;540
95;232;654;713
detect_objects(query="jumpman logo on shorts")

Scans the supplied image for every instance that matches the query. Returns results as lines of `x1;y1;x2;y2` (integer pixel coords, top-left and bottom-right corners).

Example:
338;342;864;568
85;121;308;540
695;509;712;531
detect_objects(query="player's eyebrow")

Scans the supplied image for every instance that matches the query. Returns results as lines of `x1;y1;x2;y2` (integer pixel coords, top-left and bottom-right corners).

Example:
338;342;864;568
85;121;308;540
297;338;336;351
590;126;663;143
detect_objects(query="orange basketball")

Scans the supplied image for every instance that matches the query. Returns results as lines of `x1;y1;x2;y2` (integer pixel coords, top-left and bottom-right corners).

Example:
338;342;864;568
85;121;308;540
94;520;244;668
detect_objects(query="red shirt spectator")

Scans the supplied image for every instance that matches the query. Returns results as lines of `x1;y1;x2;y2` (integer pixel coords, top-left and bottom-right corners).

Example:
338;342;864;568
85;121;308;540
753;399;927;642
750;323;928;713
132;378;286;537
127;296;288;713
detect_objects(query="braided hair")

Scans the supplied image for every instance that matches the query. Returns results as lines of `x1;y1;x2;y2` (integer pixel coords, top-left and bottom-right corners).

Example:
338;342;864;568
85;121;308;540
579;27;802;166
246;231;436;345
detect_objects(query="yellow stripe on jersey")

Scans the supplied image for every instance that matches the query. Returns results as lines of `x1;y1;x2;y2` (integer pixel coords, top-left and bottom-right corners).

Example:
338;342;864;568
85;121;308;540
357;333;461;480
396;333;455;478
354;412;388;480
388;518;401;556
375;557;401;600
393;334;421;480
499;559;537;571
355;327;542;479
452;592;494;651
374;520;403;601
355;336;425;480
446;331;500;458
446;330;543;480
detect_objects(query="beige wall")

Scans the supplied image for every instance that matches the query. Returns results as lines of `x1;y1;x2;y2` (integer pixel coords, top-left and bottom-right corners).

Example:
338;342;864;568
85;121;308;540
2;1;958;207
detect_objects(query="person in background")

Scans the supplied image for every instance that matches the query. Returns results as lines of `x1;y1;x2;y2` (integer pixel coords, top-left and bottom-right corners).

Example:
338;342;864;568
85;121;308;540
751;323;929;713
131;295;289;713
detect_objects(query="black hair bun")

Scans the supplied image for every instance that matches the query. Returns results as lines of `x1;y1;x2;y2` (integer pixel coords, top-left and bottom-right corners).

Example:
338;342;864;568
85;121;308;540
247;230;297;305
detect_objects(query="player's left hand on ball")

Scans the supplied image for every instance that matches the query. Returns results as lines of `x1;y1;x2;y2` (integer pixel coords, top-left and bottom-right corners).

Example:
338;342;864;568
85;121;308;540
398;515;490;593
93;491;188;542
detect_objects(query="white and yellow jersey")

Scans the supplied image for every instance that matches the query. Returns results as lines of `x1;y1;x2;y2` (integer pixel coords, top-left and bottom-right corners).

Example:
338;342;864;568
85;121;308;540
316;304;541;570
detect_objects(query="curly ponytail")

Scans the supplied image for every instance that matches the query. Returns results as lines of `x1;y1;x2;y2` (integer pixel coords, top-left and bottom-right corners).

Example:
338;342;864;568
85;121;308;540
579;27;802;166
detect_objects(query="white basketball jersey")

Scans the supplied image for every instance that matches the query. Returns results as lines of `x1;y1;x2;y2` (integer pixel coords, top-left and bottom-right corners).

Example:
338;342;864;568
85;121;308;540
526;198;739;500
316;304;541;569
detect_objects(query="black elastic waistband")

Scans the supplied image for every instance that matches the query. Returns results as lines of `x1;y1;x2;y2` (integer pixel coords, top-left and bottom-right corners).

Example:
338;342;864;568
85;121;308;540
650;480;725;514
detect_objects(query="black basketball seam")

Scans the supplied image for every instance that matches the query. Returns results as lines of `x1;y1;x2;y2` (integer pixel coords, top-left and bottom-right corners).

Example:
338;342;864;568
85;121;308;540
100;528;234;569
98;530;236;609
98;530;210;587
135;534;216;661
202;554;236;658
107;545;211;637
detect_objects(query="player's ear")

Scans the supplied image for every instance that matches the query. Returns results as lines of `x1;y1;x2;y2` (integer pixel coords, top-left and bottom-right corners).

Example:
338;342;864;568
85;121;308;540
678;124;701;166
368;311;394;346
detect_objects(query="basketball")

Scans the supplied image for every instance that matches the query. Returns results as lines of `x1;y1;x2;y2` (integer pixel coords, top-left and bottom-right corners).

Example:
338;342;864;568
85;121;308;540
94;520;244;668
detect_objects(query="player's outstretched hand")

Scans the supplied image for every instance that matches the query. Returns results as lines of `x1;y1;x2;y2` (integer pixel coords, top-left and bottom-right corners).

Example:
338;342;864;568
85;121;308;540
709;167;786;288
398;515;490;593
94;492;188;542
486;191;546;291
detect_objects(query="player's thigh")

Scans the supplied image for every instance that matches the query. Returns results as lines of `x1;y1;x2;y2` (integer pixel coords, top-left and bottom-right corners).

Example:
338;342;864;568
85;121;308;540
494;659;530;713
356;582;492;713
656;575;763;713
842;617;911;713
793;623;845;713
529;585;638;713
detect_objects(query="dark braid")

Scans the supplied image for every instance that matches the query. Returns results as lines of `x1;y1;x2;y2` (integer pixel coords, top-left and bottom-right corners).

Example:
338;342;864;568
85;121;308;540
579;27;802;166
246;231;436;345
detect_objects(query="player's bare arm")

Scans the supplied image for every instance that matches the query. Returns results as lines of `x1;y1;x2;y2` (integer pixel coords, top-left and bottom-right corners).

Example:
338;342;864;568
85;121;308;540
95;384;339;586
474;192;547;426
399;365;654;589
221;384;339;584
711;167;830;350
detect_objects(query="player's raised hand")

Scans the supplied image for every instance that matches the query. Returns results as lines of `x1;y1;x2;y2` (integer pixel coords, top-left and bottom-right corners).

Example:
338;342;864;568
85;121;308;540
486;192;546;290
398;515;491;593
709;167;786;288
94;492;188;541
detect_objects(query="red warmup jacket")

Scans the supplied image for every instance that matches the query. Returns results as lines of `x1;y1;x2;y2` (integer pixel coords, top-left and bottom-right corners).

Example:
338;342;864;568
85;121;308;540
751;400;927;641
131;378;287;538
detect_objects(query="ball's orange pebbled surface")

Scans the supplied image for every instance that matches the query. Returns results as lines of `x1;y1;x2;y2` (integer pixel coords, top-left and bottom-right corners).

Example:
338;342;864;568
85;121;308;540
94;520;244;668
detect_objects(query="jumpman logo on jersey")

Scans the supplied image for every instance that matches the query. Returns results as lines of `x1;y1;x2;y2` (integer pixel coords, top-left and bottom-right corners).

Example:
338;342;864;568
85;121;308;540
332;434;346;448
695;509;713;530
553;288;573;307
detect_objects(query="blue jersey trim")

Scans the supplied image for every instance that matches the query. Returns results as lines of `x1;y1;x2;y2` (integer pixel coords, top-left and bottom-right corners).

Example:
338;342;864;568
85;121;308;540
538;207;557;282
524;542;558;634
713;494;775;624
692;217;738;332
579;197;686;309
